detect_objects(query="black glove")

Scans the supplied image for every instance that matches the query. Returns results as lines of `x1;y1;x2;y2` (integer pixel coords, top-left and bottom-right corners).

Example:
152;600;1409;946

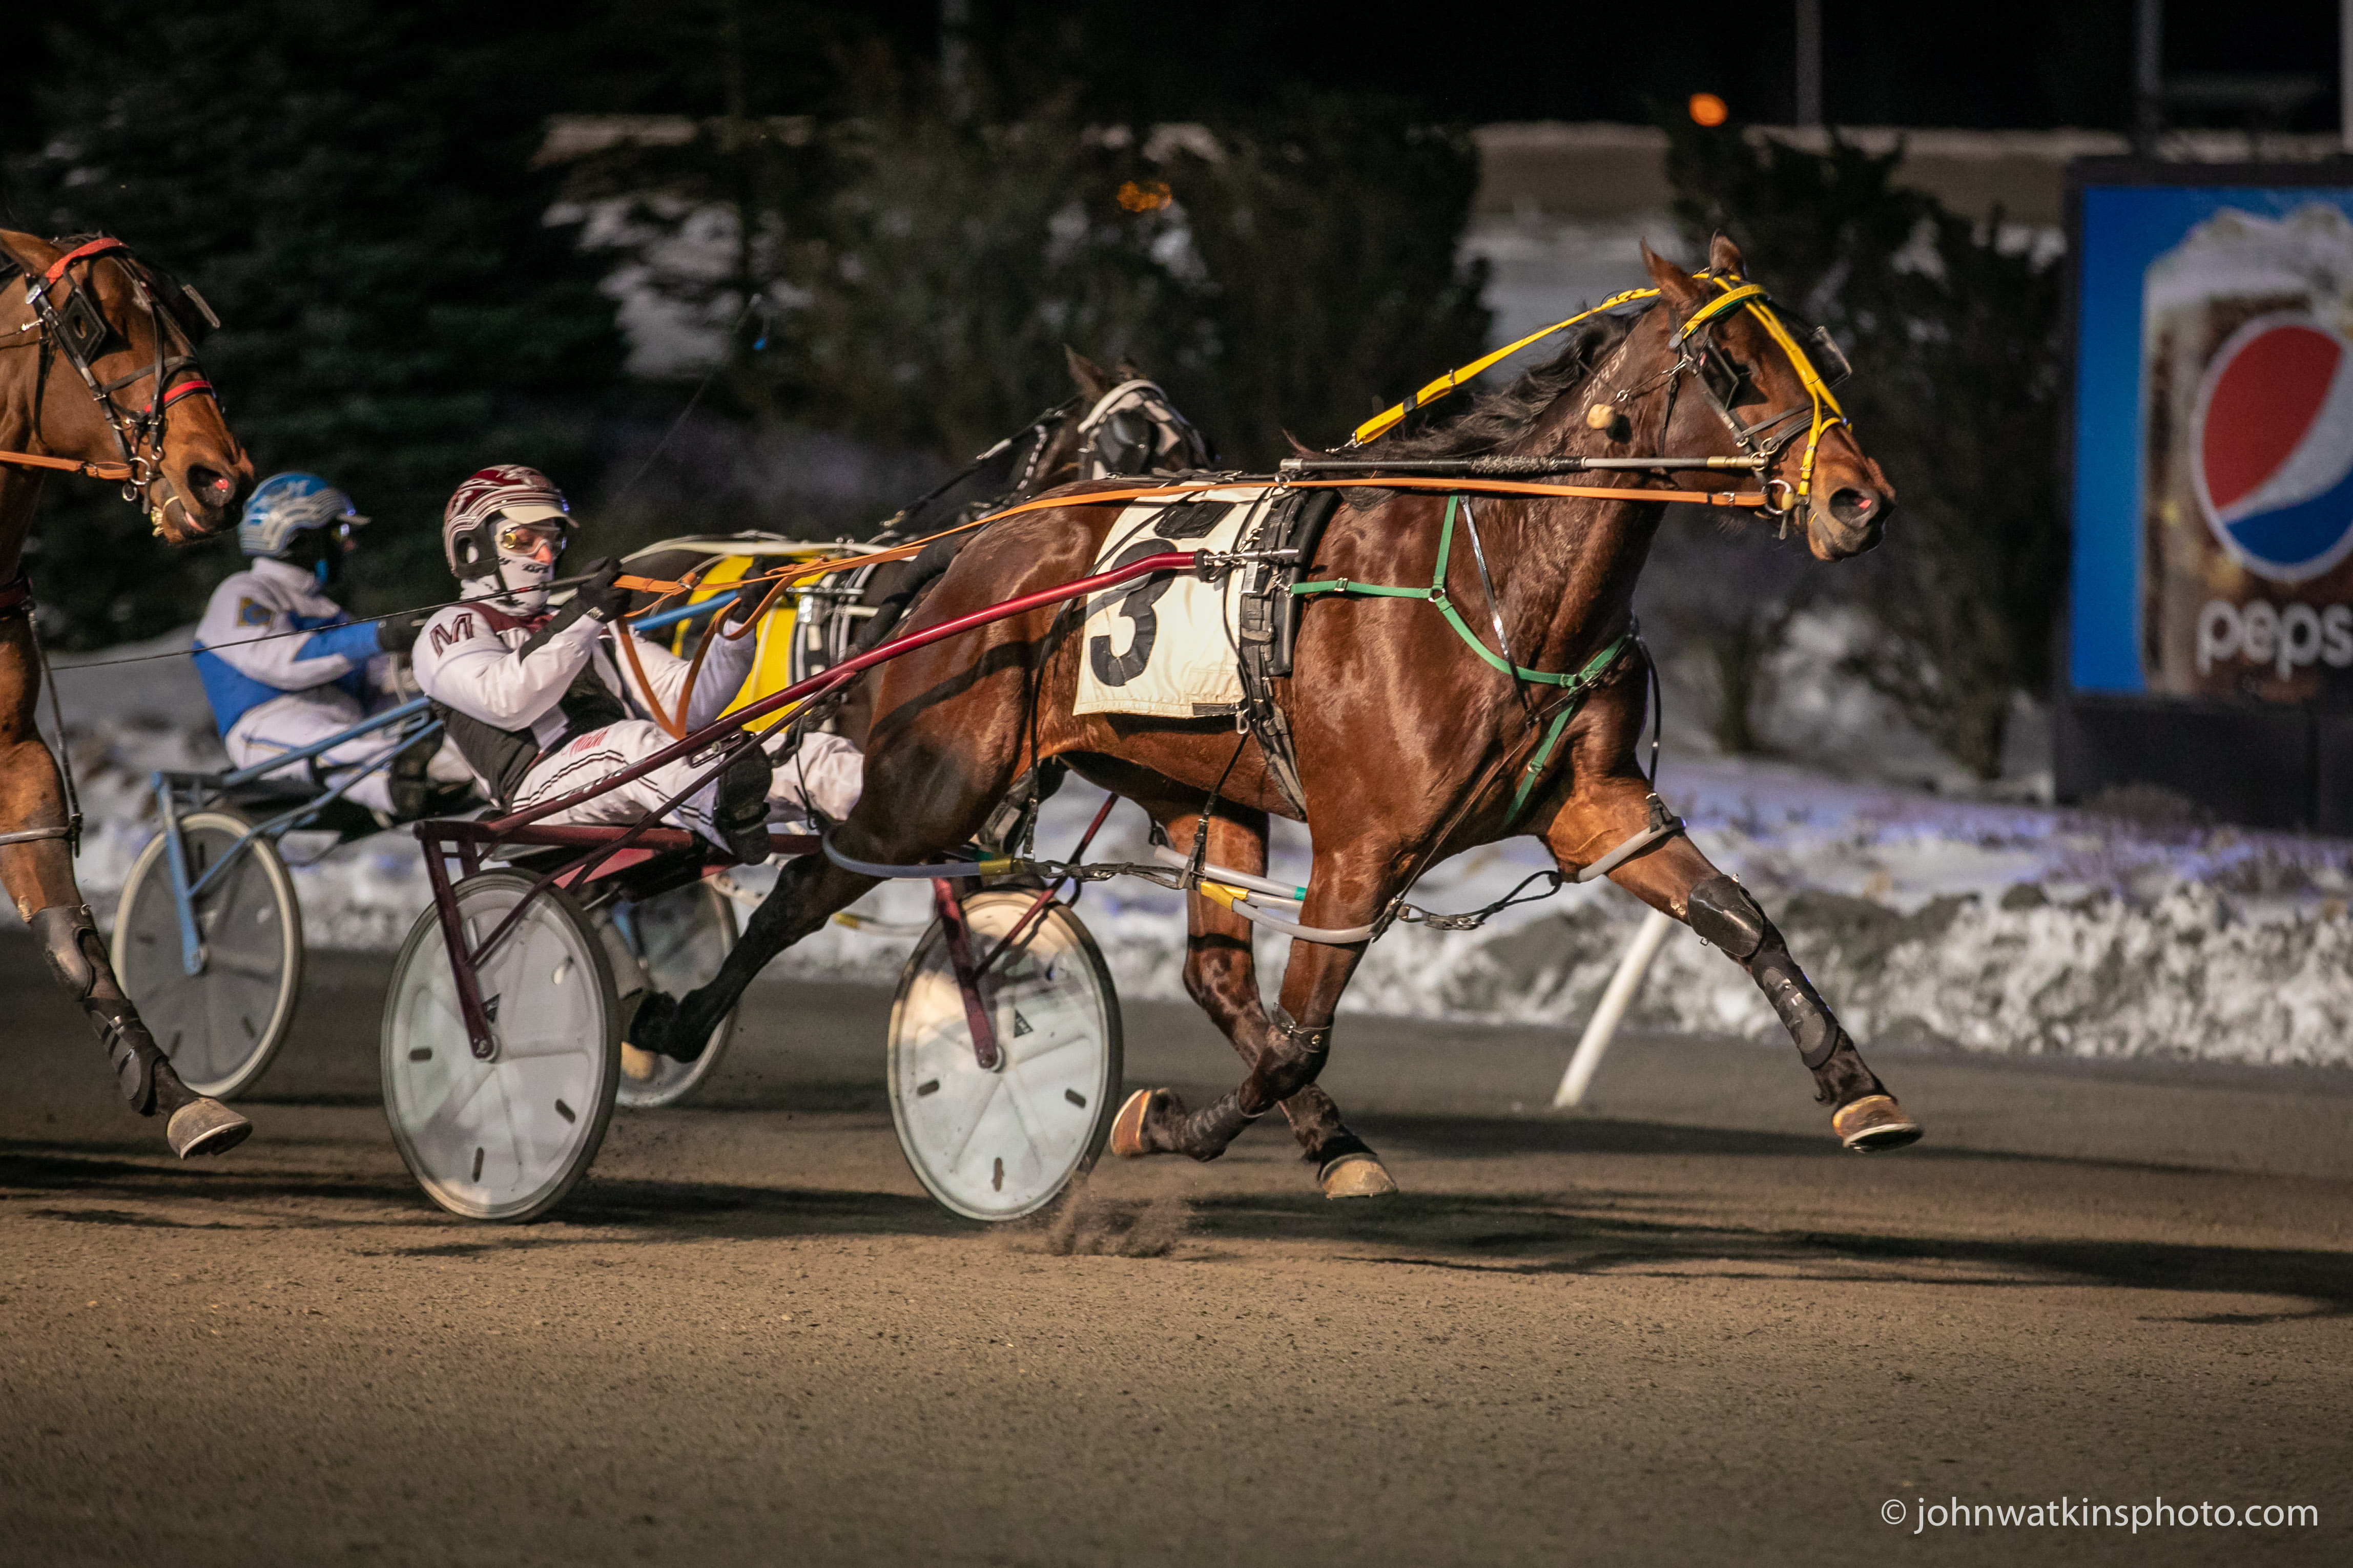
375;611;430;655
573;557;628;623
725;572;775;628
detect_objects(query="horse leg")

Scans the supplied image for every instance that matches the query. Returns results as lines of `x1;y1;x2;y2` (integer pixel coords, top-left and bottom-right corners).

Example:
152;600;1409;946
630;724;1019;1062
631;848;883;1060
1164;805;1396;1198
1548;781;1921;1151
0;629;249;1157
1112;839;1387;1165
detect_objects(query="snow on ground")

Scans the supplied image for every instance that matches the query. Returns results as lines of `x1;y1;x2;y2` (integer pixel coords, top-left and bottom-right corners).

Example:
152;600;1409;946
44;628;2353;1068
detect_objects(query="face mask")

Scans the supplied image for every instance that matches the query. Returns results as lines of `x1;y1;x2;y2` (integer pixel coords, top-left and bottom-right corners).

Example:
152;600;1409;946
464;518;565;612
282;522;353;594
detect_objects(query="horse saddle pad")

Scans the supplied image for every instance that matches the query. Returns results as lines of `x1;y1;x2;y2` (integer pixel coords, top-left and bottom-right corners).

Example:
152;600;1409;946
1072;486;1273;719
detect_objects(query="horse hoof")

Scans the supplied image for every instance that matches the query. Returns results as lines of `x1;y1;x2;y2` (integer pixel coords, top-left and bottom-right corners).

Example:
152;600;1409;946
1833;1094;1922;1152
1319;1152;1399;1199
620;1043;659;1083
1109;1089;1159;1159
167;1099;252;1159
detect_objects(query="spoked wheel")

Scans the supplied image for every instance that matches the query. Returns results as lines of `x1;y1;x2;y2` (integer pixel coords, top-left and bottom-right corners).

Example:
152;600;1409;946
601;879;740;1109
381;871;618;1222
111;811;302;1100
887;890;1122;1222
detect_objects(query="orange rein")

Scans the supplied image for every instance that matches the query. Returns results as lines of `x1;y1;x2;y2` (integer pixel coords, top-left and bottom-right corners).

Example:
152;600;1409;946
0;449;136;482
602;472;1762;736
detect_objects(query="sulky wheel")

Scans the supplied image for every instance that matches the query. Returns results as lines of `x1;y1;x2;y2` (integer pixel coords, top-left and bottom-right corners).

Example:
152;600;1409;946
603;879;740;1109
111;810;303;1101
380;870;618;1222
887;889;1122;1222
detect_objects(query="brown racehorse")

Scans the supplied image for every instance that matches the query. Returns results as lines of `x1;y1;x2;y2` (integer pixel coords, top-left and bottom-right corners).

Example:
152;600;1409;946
635;236;1920;1184
0;230;255;1157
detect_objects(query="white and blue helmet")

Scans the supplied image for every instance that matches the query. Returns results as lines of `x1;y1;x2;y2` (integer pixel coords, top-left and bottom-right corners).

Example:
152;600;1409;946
238;472;368;559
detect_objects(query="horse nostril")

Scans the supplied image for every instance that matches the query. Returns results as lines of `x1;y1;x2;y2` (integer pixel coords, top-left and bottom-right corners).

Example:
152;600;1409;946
187;466;234;507
1828;487;1881;527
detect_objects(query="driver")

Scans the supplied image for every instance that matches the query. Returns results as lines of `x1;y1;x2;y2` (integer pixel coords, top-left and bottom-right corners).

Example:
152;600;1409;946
193;471;461;818
409;464;860;862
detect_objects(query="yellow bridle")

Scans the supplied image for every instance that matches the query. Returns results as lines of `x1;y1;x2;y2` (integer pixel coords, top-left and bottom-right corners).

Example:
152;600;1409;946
1347;271;1851;510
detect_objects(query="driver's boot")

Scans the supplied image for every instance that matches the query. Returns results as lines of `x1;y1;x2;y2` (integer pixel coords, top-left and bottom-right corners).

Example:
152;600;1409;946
712;744;775;866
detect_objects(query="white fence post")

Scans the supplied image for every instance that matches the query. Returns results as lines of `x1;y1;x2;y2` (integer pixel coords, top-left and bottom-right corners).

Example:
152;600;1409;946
1552;906;1677;1109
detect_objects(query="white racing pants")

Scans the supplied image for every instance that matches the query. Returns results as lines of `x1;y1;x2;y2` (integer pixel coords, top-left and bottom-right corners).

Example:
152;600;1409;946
508;722;865;855
225;693;468;817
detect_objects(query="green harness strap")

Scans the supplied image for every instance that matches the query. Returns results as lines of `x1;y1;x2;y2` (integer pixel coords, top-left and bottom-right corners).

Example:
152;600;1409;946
1289;494;1630;818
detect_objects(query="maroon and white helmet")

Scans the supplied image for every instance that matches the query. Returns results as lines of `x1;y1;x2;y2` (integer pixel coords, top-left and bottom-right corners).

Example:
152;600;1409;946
441;464;572;577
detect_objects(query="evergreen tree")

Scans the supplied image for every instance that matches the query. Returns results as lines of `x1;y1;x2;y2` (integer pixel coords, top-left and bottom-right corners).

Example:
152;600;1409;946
9;1;623;644
569;66;1491;475
1161;94;1491;463
1666;123;2066;779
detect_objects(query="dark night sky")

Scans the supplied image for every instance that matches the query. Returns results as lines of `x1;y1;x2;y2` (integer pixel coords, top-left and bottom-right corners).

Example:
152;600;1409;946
6;1;2346;159
565;0;2349;132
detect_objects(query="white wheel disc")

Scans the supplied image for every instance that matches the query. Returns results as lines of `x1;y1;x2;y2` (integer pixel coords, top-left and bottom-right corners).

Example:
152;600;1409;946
111;811;303;1100
887;890;1121;1221
604;880;740;1109
381;871;617;1222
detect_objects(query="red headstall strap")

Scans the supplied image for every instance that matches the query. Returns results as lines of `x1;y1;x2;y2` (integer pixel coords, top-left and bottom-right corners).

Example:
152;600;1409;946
155;378;218;411
0;571;33;618
40;237;129;287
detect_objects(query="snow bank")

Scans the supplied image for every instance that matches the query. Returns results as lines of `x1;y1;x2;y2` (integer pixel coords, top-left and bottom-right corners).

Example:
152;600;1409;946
45;631;2353;1066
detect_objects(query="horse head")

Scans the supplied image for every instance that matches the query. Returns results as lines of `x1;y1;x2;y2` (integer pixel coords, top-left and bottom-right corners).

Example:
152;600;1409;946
1;231;252;543
1057;347;1211;488
1640;236;1892;561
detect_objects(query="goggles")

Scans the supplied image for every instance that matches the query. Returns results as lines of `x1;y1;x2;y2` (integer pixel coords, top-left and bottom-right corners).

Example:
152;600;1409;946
494;518;568;556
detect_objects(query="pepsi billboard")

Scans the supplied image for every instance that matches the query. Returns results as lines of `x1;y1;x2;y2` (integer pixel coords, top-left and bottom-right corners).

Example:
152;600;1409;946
2072;177;2353;702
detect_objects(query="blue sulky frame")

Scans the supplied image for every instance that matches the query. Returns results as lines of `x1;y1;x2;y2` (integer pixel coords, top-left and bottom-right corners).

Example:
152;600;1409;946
149;696;439;977
147;593;735;979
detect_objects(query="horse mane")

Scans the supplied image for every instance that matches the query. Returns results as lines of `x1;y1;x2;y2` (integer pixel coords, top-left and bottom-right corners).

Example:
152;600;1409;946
1369;310;1643;459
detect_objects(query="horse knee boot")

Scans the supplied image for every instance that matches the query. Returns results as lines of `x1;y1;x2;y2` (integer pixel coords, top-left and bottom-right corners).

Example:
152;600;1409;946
1686;875;1886;1109
31;904;182;1116
1261;1015;1331;1106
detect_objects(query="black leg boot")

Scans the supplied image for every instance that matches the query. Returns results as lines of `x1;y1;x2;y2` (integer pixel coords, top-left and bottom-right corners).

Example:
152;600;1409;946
30;905;253;1158
1685;876;1921;1152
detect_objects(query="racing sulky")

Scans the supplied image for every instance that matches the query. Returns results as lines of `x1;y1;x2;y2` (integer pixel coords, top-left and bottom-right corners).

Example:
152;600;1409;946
0;230;256;1157
633;236;1919;1189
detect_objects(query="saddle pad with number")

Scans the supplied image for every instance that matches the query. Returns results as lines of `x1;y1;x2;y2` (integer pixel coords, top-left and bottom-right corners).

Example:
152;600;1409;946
1072;486;1272;719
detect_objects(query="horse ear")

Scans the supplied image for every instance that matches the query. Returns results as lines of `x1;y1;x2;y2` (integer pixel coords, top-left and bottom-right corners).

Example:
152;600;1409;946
1641;242;1704;308
1116;356;1146;381
1064;345;1114;401
1707;232;1747;278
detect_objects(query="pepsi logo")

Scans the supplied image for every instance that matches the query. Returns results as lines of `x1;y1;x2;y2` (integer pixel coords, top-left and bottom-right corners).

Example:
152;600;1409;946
2193;312;2353;583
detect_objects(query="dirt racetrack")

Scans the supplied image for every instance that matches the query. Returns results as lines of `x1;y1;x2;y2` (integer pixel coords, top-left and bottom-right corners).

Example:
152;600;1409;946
2;932;2348;1566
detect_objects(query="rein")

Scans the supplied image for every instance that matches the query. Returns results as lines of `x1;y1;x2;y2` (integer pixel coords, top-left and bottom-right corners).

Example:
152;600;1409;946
1344;270;1851;526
